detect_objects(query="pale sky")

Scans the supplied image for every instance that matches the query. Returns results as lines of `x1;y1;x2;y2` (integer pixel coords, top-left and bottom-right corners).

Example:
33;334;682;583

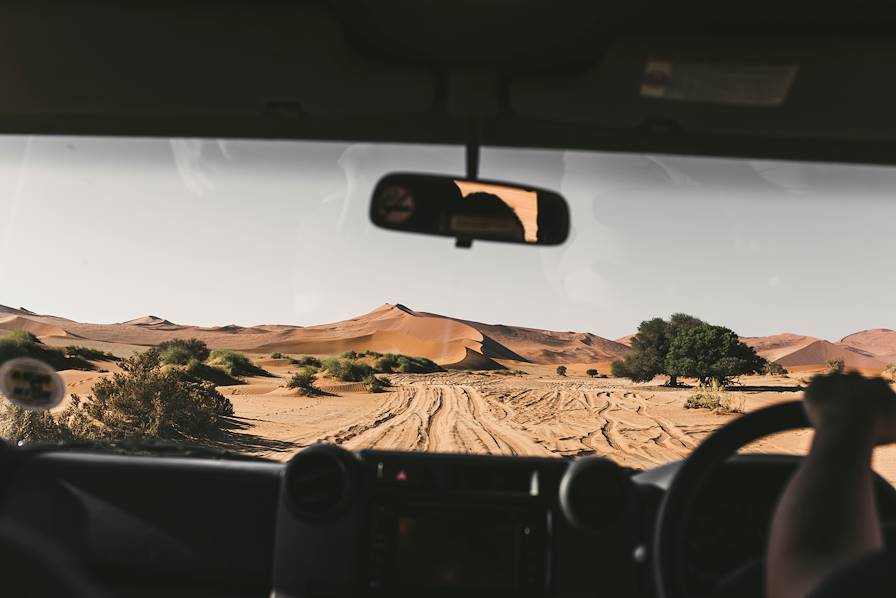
1;135;895;341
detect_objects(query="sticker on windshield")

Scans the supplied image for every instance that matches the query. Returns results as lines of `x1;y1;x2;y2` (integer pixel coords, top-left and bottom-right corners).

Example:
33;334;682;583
0;357;66;411
640;59;798;107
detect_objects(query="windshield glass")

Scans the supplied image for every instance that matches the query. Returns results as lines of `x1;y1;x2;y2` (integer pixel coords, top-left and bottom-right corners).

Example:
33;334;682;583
2;136;895;478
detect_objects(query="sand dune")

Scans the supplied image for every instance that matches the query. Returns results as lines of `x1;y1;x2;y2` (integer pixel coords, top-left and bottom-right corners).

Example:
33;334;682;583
775;339;885;369
742;333;820;362
841;329;896;364
0;315;79;339
0;302;626;368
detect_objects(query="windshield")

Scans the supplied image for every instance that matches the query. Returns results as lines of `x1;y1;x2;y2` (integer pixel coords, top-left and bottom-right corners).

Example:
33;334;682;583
2;137;895;478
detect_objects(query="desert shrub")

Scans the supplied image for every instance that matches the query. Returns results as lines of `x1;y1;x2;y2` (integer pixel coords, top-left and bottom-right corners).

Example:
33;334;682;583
827;358;845;374
0;401;67;444
884;364;896;382
362;350;383;358
376;354;400;372
364;374;390;393
183;358;241;386
64;346;120;362
0;330;92;371
395;355;442;374
556;365;567;376
684;380;744;414
322;358;374;382
764;362;788;375
270;352;286;359
340;350;361;360
286;367;320;395
296;355;322;367
207;350;270;377
73;350;233;439
157;338;210;365
586;368;599;378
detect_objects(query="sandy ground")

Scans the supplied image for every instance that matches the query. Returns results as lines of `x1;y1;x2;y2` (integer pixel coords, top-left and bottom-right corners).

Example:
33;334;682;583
216;370;896;484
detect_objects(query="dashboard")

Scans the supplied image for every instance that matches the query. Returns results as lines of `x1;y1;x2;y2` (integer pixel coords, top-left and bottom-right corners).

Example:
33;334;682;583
0;447;894;598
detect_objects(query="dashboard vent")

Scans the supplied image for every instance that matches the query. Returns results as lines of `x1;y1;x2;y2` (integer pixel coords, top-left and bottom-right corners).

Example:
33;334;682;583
284;446;354;518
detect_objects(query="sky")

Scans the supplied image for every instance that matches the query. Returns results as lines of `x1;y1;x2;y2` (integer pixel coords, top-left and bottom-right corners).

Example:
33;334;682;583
1;135;895;341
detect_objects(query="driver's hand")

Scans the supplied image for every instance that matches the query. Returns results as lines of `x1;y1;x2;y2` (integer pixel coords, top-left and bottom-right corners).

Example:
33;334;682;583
804;372;896;446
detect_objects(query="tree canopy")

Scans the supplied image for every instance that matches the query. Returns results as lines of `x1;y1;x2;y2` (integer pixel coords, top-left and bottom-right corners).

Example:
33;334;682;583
611;313;704;385
665;323;766;385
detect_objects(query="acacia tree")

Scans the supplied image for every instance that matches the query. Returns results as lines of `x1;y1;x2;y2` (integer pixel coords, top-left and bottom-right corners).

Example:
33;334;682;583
665;323;766;385
611;314;704;385
586;368;598;378
556;365;567;376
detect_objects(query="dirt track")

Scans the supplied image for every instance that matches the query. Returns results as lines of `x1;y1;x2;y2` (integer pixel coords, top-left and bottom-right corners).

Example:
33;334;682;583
233;373;768;470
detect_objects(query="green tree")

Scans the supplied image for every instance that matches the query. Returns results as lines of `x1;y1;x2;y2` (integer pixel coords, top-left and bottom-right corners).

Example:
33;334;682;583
764;362;788;376
556;365;567;376
611;314;704;385
665;323;766;385
586;368;599;378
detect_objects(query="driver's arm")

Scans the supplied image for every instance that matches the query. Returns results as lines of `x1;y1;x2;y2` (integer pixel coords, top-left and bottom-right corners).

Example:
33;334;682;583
766;373;896;598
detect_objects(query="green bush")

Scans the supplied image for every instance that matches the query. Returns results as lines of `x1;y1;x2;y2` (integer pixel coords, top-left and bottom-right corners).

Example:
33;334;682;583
827;358;845;374
0;402;67;444
296;355;321;367
157;338;210;365
322;358;375;382
556;365;567;376
64;346;120;362
270;352;287;359
395;355;442;374
376;354;400;372
684;380;744;414
586;368;599;378
75;350;233;439
764;362;788;375
0;330;92;371
364;374;390;393
340;350;361;360
183;359;242;386
0;350;234;444
285;367;320;395
362;350;383;358
207;350;270;377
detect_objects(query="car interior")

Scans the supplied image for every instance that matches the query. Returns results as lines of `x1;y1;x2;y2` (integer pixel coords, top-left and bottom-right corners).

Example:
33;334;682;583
3;2;896;597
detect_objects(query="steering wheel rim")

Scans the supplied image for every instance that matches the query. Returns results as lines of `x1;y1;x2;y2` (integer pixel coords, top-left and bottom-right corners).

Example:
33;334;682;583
652;400;809;598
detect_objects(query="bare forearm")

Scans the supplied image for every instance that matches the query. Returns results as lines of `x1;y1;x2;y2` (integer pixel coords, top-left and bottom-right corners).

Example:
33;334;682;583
767;429;881;598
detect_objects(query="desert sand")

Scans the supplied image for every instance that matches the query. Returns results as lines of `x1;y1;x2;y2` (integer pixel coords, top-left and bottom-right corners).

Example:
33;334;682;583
4;302;896;483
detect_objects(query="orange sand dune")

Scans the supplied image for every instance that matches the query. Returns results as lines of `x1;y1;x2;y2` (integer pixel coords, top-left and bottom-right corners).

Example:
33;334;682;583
775;339;885;369
0;315;79;339
742;333;820;362
841;329;896;364
0;302;625;369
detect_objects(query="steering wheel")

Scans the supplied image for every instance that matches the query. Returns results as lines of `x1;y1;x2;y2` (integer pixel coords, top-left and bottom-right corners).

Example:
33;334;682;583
652;401;809;598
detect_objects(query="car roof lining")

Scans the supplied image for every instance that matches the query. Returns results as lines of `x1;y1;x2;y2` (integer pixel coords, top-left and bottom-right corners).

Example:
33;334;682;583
4;0;896;166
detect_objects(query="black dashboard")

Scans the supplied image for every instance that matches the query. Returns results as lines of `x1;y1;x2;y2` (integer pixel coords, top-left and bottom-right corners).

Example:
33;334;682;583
1;447;894;598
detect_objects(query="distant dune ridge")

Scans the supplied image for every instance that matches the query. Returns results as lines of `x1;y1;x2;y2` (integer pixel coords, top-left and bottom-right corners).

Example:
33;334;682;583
2;302;894;370
0;303;629;369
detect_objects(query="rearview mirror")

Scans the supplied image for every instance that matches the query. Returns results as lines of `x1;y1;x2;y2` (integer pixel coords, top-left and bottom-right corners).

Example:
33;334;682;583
370;174;570;247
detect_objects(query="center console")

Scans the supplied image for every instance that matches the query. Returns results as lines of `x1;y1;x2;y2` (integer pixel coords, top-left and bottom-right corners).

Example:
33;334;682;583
272;446;643;598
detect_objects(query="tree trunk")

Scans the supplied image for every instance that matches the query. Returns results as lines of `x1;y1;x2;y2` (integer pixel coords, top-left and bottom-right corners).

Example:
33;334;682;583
667;374;678;387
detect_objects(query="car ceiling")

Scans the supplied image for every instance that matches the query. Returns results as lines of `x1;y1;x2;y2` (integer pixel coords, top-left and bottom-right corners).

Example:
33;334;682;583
4;0;896;165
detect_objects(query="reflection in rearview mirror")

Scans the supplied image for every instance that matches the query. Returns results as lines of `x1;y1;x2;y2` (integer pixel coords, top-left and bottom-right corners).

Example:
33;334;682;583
370;174;570;247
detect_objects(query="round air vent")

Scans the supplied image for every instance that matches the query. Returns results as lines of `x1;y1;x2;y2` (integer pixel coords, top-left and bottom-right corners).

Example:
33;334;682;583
284;445;357;519
559;457;631;532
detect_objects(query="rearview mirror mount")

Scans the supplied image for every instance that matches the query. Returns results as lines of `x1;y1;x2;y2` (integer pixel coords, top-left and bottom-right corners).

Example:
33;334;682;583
370;173;570;248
